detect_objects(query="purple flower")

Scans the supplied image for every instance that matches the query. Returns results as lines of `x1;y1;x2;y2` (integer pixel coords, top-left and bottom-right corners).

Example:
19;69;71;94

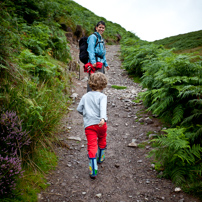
0;110;31;196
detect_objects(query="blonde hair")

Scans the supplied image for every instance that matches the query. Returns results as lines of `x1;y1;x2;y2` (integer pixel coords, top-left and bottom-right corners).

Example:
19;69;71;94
88;72;107;91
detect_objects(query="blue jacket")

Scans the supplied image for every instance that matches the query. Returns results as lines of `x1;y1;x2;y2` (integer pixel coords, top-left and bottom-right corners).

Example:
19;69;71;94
87;32;108;67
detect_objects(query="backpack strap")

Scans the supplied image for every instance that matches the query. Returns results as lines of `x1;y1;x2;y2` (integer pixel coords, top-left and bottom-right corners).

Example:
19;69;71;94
93;32;99;47
93;32;105;61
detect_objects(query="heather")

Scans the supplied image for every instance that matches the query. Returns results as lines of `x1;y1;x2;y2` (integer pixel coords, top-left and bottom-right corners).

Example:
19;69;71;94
0;111;30;196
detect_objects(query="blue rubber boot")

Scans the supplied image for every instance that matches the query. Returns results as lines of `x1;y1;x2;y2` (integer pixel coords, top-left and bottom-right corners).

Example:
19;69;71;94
88;157;98;179
97;147;106;164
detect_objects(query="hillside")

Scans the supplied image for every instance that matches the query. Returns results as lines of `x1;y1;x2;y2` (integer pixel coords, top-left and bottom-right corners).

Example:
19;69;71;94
153;30;202;56
1;0;202;201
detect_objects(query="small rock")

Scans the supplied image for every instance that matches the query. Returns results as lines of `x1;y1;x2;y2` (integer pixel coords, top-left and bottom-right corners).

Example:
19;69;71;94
149;134;157;139
115;164;120;168
82;192;86;195
175;187;181;192
128;142;138;147
70;93;78;99
67;136;81;141
146;146;150;150
96;193;102;198
132;139;137;143
137;160;143;163
144;117;153;124
139;118;144;122
67;108;74;111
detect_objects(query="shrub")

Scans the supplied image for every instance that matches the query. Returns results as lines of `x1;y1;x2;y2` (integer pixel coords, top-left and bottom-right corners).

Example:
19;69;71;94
0;110;30;197
149;127;202;196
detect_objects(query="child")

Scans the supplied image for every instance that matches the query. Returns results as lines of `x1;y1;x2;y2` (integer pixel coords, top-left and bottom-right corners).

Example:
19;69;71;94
77;72;108;179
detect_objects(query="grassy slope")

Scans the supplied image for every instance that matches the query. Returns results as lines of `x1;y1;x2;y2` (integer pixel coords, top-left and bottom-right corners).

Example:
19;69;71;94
153;30;202;57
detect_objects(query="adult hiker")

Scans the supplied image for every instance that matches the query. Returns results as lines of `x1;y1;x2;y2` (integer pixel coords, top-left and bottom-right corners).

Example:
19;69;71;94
86;21;110;92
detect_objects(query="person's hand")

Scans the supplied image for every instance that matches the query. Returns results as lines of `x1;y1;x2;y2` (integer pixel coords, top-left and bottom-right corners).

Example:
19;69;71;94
93;63;96;67
98;118;105;127
106;66;110;70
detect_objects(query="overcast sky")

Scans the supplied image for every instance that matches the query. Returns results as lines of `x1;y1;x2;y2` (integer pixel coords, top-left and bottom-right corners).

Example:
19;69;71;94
73;0;202;42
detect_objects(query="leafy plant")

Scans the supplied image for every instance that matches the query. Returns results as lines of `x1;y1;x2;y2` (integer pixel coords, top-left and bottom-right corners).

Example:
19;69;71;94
149;128;202;191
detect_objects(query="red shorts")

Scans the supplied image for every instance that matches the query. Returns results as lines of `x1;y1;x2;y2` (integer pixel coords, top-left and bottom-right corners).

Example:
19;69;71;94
85;123;107;158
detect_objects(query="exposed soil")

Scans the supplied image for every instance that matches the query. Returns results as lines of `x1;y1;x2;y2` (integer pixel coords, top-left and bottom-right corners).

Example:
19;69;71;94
38;45;201;202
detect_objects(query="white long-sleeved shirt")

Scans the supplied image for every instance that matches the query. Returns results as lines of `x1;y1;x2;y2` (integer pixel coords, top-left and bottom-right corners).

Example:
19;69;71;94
77;91;108;128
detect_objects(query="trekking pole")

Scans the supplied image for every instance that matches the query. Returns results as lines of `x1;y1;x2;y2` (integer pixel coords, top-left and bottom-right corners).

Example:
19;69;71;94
78;60;80;80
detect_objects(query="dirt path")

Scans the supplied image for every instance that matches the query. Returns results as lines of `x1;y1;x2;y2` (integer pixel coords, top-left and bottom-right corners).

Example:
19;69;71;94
38;45;200;202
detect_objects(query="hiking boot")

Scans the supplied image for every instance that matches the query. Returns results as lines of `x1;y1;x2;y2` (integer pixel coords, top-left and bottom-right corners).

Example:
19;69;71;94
88;156;98;179
97;147;106;164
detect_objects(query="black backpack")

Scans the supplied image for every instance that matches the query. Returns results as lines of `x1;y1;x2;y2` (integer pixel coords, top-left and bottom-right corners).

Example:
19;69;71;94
79;33;99;64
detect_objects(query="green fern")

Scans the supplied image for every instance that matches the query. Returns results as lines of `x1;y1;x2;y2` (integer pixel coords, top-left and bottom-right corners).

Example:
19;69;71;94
172;105;184;125
150;127;202;187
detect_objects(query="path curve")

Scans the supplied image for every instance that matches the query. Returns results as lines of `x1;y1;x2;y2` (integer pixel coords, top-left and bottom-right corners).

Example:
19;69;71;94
38;45;200;202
